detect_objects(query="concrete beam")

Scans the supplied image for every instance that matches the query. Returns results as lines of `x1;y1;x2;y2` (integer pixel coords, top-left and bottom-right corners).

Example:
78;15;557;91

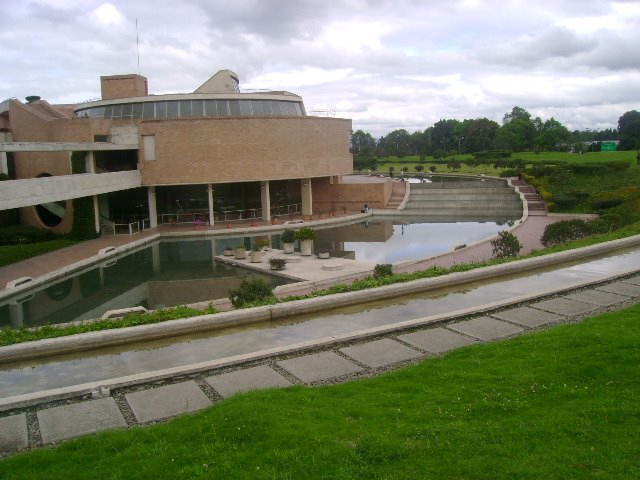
0;171;142;210
0;142;138;152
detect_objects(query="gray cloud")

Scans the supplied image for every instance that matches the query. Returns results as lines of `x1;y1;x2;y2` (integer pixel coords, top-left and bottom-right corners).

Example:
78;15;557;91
0;0;638;137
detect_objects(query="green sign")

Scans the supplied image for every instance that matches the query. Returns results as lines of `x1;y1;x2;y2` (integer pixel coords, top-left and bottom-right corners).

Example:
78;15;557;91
601;141;617;151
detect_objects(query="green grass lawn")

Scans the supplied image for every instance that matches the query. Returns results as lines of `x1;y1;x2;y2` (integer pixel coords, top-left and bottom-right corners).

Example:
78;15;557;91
366;150;636;175
0;239;78;268
2;304;639;479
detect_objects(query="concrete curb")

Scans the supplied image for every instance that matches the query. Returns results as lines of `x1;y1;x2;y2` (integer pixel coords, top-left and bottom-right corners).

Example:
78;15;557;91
2;232;639;365
2;263;638;413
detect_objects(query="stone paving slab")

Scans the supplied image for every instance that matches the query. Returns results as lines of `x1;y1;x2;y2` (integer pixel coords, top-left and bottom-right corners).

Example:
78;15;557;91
276;351;363;383
564;289;628;307
339;338;423;368
0;414;28;452
491;306;563;328
622;275;640;286
205;365;292;398
595;281;640;297
37;397;126;444
125;381;212;423
448;316;524;341
531;297;596;316
397;327;477;354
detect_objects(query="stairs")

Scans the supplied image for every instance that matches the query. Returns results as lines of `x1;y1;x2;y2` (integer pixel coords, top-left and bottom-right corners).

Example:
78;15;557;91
384;181;407;209
400;178;523;220
511;179;547;216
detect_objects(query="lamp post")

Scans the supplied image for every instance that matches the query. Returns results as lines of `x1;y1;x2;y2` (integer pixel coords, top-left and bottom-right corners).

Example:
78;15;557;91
458;137;464;156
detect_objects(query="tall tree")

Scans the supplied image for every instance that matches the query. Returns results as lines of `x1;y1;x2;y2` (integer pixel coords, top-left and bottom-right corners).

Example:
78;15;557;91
350;129;376;155
618;110;640;150
498;107;536;151
534;118;571;151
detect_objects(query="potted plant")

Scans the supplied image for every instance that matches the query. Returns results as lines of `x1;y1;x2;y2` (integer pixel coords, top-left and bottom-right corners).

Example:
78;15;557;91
223;247;234;256
281;229;295;254
294;227;315;256
316;247;331;259
234;245;246;260
255;238;271;250
268;257;287;271
250;243;263;263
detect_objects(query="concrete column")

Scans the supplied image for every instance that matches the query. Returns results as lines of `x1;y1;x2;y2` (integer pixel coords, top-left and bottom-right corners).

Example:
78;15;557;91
210;239;217;270
0;132;9;175
207;183;215;226
9;302;24;329
84;151;96;174
93;195;100;233
261;180;271;222
152;243;161;273
301;178;313;216
147;186;158;228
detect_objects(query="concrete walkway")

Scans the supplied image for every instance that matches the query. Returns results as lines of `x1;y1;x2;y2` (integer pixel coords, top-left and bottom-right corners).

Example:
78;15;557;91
1;272;639;455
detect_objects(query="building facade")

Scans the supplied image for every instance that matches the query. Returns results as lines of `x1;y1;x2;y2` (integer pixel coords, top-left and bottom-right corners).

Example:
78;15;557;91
0;70;354;233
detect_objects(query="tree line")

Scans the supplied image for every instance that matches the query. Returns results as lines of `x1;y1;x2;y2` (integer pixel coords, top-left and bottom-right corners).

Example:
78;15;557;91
351;107;640;158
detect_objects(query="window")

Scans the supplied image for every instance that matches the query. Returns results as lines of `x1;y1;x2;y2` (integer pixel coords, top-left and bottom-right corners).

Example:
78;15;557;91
216;100;229;115
179;100;191;117
142;102;155;118
269;101;281;115
132;103;143;119
204;100;216;116
251;100;264;115
156;102;167;118
228;100;240;116
192;100;204;116
143;135;156;161
239;100;252;116
111;104;122;118
121;103;132;118
166;101;179;117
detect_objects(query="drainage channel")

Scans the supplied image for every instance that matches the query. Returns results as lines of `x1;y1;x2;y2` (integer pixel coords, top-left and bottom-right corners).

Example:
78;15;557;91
1;246;639;408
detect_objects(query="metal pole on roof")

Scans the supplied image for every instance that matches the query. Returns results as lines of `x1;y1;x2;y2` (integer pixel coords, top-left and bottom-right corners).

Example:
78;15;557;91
136;19;140;74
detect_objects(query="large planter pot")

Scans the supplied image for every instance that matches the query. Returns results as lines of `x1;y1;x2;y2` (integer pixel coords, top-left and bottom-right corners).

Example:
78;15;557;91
317;251;330;259
224;248;234;257
234;248;246;260
283;242;295;254
300;239;313;256
250;250;262;263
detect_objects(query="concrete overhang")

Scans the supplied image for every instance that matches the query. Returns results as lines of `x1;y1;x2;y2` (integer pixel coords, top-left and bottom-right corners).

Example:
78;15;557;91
0;142;139;152
0;171;142;210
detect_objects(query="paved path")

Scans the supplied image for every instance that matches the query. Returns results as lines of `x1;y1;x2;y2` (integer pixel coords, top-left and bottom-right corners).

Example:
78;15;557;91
2;273;639;455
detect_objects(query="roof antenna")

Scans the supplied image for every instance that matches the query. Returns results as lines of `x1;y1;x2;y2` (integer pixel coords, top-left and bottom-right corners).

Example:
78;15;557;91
136;19;141;74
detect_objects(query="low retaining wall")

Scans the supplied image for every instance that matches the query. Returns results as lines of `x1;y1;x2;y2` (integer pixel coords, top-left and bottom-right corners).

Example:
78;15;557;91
2;233;639;364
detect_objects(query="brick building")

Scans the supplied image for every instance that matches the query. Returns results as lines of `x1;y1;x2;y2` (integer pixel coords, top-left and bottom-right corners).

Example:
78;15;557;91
0;70;382;234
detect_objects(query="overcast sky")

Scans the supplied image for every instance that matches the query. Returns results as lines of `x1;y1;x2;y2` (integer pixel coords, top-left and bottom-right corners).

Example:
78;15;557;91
2;0;639;137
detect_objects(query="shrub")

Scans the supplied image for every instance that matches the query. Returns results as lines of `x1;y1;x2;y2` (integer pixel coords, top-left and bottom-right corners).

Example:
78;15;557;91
446;160;461;171
541;220;592;246
228;278;275;308
401;166;408;173
0;225;59;245
295;227;316;240
491;231;522;258
281;229;295;243
429;165;437;173
591;197;624;210
268;257;287;270
373;263;393;277
551;194;580;209
414;165;424;172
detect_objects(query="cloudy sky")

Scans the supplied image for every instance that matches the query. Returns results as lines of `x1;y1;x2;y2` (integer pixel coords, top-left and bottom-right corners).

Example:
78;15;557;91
2;0;639;137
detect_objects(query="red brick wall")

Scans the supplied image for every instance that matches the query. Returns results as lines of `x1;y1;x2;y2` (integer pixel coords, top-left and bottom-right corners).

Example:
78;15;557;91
312;177;393;212
137;116;352;185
